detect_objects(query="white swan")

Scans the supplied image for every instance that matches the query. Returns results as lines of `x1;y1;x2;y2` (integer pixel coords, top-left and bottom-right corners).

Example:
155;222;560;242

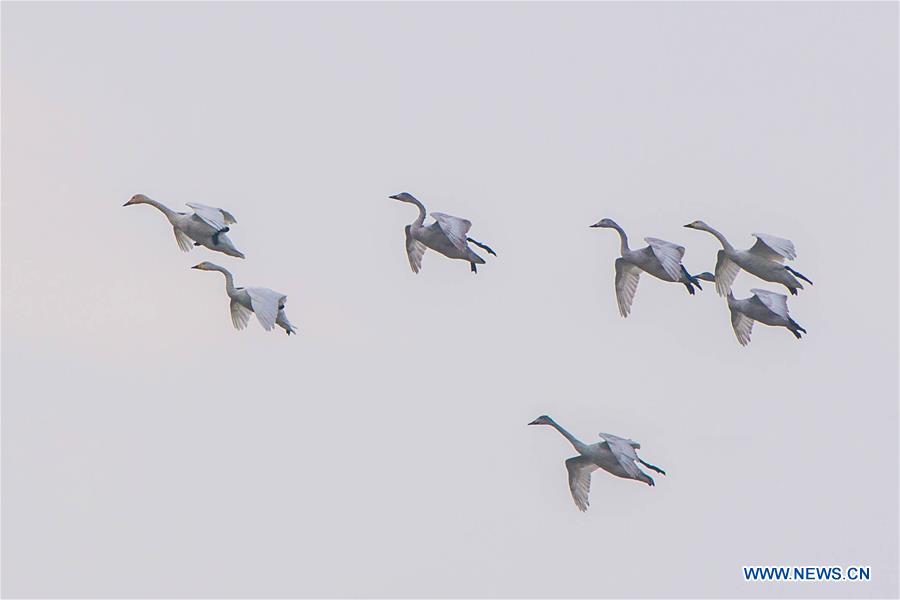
590;218;703;317
696;273;806;345
124;194;245;259
684;221;812;296
191;262;297;335
528;415;665;512
390;192;496;273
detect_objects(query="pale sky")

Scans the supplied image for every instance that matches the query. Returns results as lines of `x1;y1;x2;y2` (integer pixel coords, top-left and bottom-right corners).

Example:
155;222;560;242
2;2;897;598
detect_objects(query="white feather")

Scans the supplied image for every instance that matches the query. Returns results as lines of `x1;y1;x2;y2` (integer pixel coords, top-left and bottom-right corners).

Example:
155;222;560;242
645;237;685;281
614;258;641;318
749;233;797;262
430;212;472;253
187;202;236;231
750;288;790;320
246;287;287;331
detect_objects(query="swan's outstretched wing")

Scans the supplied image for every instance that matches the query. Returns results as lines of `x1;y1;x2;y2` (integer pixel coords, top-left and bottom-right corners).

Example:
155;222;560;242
598;433;644;479
645;237;685;281
714;250;741;296
230;299;252;330
729;306;754;346
187;203;237;231
565;456;599;512
614;258;641;318
598;432;640;450
405;225;426;273
430;212;472;253
750;288;790;320
246;287;287;331
749;233;796;262
173;227;193;252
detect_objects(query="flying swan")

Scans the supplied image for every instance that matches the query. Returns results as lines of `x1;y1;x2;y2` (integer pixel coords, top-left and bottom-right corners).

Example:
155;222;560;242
390;192;496;273
684;221;811;296
124;194;245;258
191;262;297;335
591;218;703;317
528;415;665;512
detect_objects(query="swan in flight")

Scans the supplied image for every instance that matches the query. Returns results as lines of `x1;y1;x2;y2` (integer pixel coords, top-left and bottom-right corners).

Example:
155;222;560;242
528;415;665;512
590;218;703;317
191;262;297;335
683;221;812;296
390;192;496;273
697;273;807;344
124;194;245;259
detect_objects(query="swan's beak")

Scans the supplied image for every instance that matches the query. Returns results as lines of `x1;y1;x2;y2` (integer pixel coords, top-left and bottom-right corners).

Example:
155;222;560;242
388;194;400;200
589;222;601;228
123;198;135;206
527;419;540;426
190;264;203;270
683;223;694;228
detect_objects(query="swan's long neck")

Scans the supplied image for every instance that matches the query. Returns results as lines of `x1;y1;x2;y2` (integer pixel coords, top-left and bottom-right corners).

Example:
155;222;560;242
547;419;589;454
612;223;630;254
209;265;236;295
408;197;427;227
141;197;177;222
702;225;735;252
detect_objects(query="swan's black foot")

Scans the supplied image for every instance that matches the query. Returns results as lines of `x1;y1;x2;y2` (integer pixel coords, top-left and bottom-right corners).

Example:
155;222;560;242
467;237;497;256
786;265;813;285
470;262;478;273
639;459;666;475
194;242;201;246
788;287;798;296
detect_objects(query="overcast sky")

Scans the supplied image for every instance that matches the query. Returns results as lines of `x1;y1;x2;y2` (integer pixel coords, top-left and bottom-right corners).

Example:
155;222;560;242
2;2;897;598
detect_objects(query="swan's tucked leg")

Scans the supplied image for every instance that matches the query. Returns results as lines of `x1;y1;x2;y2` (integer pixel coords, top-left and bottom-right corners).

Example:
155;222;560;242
787;286;799;296
785;265;813;285
470;262;478;274
194;242;201;246
681;265;702;292
467;237;497;256
211;226;230;246
788;319;806;339
638;458;666;476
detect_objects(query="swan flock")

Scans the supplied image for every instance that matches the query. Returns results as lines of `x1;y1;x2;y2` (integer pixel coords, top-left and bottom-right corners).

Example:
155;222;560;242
125;191;815;512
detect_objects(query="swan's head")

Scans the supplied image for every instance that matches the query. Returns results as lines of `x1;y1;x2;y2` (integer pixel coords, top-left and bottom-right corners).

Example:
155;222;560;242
695;271;716;282
191;261;218;271
124;193;150;207
389;192;418;204
528;415;554;426
590;218;618;229
684;220;710;231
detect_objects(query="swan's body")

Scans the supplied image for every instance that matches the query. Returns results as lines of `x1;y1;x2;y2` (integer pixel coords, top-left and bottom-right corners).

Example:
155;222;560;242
684;221;811;296
124;194;245;259
528;415;665;512
390;192;496;273
192;262;296;335
590;218;702;317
